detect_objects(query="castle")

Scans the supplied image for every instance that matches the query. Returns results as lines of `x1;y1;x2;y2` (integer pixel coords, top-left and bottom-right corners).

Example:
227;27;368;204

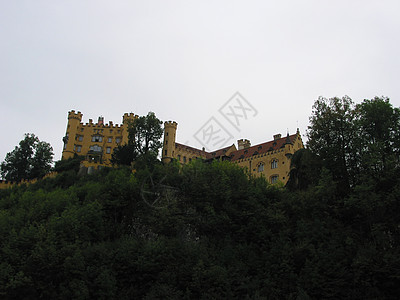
162;121;304;185
61;111;303;184
61;110;138;167
0;110;304;189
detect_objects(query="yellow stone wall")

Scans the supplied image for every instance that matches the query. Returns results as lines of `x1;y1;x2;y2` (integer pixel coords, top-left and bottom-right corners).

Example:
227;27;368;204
173;144;207;164
62;110;137;166
233;134;304;184
0;172;58;189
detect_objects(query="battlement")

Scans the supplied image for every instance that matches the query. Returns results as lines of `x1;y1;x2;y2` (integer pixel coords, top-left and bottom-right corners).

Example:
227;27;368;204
67;111;137;128
83;121;122;128
68;110;83;121
0;172;57;189
164;121;178;128
123;112;137;123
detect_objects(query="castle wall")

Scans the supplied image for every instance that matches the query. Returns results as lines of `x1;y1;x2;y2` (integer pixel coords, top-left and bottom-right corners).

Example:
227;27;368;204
0;172;58;189
62;111;137;166
173;144;207;164
233;135;304;184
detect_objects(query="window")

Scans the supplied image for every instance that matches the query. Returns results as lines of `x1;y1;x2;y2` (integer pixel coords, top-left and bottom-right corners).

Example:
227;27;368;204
92;135;103;142
116;137;121;144
106;147;111;154
165;140;168;145
77;145;82;153
63;143;67;150
271;159;278;169
183;156;187;163
258;163;264;173
271;175;279;184
178;155;181;161
108;137;112;143
90;145;102;152
164;150;167;156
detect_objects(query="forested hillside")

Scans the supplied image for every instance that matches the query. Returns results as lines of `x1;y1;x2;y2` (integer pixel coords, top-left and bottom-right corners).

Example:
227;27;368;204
1;96;399;299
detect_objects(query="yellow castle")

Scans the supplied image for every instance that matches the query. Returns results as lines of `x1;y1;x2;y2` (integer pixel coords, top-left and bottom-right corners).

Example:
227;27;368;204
62;110;137;167
61;110;304;185
162;121;304;185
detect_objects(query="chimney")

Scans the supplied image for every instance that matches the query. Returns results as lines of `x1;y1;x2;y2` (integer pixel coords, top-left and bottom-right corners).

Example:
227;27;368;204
238;139;251;150
98;116;104;125
273;134;282;140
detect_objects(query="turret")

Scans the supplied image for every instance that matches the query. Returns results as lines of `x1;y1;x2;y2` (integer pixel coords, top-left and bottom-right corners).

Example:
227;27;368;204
162;121;178;163
122;113;138;144
62;110;83;159
123;112;136;124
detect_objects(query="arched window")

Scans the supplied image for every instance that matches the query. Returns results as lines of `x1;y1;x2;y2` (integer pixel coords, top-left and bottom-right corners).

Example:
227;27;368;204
270;175;279;184
257;163;264;173
271;159;278;169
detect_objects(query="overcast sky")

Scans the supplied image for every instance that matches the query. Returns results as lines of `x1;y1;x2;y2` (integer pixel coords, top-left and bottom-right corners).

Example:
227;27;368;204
1;1;400;162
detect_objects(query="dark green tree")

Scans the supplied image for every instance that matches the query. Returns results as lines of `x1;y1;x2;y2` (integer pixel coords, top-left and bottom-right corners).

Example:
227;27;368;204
112;112;163;168
1;133;53;182
307;96;358;194
286;149;322;191
355;97;400;184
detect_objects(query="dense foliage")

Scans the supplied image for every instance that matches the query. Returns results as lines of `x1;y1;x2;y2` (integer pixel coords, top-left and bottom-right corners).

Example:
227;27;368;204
1;134;53;182
0;97;399;299
112;112;163;168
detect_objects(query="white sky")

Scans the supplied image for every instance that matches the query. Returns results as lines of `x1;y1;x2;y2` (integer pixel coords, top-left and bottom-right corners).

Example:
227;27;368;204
1;1;399;161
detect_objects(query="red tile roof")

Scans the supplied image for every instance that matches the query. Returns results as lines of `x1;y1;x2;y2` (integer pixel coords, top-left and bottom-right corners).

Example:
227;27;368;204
174;133;299;162
205;145;235;159
229;134;298;161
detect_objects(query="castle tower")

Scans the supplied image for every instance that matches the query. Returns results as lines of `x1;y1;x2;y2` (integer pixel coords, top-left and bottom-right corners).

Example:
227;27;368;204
162;121;177;163
122;113;137;144
62;110;83;159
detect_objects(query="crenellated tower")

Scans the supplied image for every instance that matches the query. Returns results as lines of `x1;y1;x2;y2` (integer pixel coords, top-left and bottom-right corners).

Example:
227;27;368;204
162;121;177;163
62;110;83;159
122;112;138;144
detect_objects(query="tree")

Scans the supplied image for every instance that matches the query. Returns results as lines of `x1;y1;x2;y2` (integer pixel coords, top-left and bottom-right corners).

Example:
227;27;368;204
355;97;400;183
286;149;322;191
0;133;53;182
307;96;358;194
112;112;163;168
